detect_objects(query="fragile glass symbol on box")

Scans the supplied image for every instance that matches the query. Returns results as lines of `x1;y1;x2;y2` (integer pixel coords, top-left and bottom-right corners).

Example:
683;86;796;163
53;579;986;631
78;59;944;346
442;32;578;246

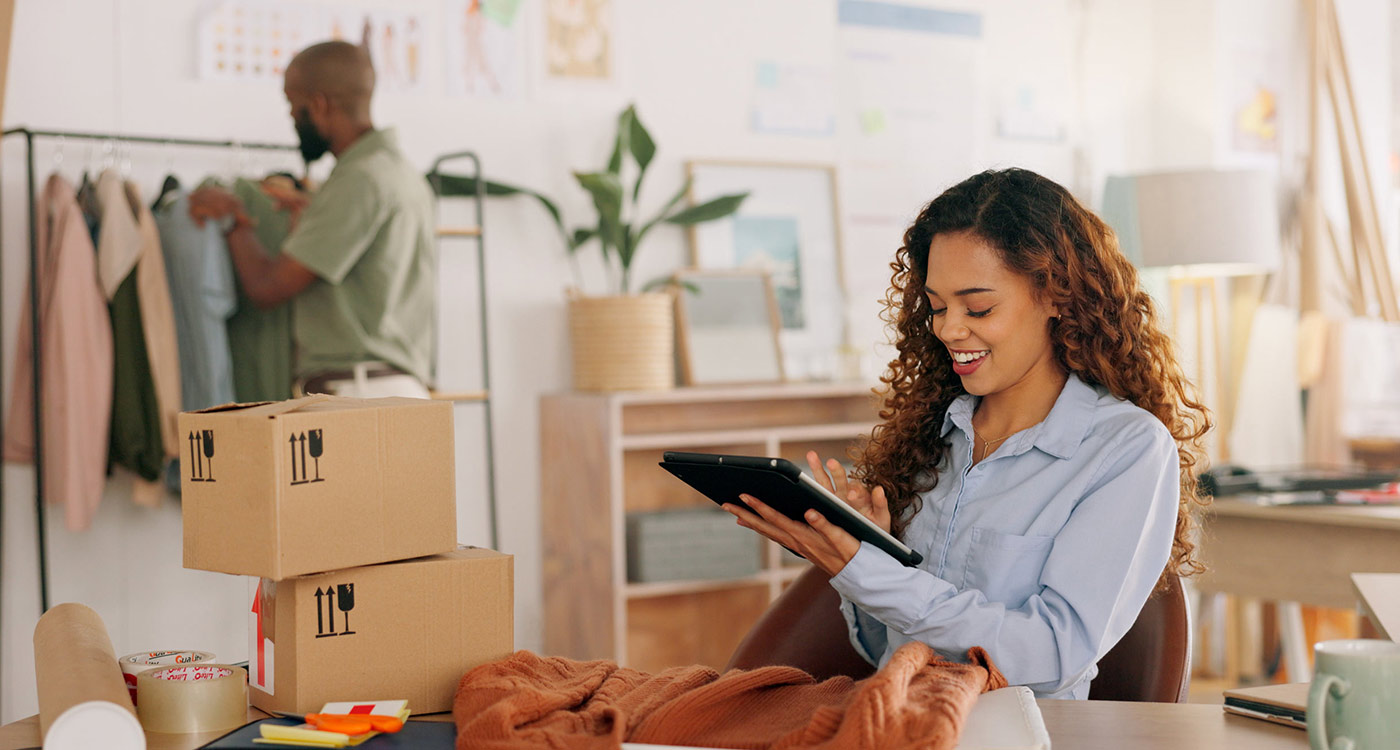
314;583;356;638
289;429;325;485
189;429;217;482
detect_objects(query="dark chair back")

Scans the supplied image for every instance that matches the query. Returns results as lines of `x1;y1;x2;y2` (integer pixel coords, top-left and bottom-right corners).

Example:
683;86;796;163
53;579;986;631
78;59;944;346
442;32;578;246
1087;573;1191;702
727;566;1190;702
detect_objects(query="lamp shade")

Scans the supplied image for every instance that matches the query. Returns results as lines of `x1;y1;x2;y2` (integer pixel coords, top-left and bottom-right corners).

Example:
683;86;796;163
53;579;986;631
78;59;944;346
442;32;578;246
1101;169;1281;277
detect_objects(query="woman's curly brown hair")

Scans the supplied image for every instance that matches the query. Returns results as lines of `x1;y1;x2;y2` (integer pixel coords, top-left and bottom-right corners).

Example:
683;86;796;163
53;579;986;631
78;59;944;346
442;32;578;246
854;168;1212;580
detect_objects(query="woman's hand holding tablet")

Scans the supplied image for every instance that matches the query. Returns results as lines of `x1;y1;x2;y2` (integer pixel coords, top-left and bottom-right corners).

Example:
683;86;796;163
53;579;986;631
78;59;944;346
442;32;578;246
658;451;922;575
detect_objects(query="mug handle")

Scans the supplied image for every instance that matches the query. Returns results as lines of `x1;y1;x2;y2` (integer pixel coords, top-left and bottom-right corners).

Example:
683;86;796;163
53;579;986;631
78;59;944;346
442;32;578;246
1308;673;1355;750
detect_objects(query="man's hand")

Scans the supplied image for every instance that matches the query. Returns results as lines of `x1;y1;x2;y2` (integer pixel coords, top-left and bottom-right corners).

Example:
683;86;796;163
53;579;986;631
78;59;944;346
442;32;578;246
188;185;250;231
261;176;311;229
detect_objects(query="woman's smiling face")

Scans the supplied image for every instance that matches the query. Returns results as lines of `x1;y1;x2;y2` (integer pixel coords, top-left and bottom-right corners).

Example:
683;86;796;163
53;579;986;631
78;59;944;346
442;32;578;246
924;230;1060;396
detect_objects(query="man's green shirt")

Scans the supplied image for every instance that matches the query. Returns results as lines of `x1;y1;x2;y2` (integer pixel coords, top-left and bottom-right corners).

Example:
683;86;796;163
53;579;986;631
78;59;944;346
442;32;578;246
282;128;436;383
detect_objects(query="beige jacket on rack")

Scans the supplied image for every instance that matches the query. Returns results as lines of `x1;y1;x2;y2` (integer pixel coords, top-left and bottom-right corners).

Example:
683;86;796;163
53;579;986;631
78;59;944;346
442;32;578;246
4;174;115;531
97;170;182;504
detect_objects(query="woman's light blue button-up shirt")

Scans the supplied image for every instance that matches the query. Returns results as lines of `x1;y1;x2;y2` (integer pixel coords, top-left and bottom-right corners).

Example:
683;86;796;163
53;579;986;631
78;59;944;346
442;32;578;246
829;373;1180;700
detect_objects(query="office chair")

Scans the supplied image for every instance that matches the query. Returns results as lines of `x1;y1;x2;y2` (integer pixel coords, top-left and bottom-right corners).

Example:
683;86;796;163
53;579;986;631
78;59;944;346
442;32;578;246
726;566;1191;702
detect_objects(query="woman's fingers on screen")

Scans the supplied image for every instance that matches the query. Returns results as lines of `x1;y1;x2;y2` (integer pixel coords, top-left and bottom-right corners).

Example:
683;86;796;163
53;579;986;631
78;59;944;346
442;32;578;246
871;486;892;530
806;451;834;492
826;458;849;496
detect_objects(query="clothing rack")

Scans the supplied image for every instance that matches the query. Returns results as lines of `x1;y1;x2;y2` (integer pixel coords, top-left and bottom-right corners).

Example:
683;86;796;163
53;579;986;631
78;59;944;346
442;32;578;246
0;127;304;625
0;127;298;713
0;128;501;655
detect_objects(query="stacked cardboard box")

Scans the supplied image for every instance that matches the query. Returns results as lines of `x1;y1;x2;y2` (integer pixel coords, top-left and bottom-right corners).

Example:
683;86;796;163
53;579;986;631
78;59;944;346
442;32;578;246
180;395;513;714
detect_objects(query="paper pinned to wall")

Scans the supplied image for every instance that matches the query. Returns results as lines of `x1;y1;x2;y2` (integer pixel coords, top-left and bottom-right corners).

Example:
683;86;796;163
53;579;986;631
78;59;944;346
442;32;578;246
834;1;984;359
445;0;526;98
196;1;425;91
751;62;836;137
545;0;612;80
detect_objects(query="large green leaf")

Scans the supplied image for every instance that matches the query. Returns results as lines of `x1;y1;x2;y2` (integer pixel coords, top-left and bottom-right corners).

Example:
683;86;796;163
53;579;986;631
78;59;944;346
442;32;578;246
570;227;597;251
665;192;749;225
618;222;637;269
431;172;572;252
606;107;633;176
430;173;526;198
575;171;625;255
628;107;656;204
631;176;693;251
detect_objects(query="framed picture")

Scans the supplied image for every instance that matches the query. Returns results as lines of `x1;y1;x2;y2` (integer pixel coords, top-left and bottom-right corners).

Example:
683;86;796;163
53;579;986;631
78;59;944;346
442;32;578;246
685;160;846;380
673;270;785;386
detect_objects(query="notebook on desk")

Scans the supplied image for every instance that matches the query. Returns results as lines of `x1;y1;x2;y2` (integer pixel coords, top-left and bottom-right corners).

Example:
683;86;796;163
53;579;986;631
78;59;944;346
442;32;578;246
1222;682;1308;730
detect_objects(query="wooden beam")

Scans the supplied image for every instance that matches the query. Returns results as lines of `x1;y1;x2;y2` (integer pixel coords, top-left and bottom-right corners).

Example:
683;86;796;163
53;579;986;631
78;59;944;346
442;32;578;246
1324;0;1400;320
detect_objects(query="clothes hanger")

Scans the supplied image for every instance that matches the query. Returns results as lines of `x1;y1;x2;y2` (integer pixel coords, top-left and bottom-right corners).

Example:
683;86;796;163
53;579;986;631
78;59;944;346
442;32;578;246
50;135;66;180
151;140;181;210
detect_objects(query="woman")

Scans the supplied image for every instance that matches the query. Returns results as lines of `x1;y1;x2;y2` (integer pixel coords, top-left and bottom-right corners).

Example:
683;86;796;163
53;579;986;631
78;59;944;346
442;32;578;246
722;168;1210;699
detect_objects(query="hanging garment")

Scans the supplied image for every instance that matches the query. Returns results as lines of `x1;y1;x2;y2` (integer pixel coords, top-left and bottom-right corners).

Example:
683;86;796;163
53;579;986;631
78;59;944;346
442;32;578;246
3;174;115;532
153;185;237;411
98;171;182;503
227;177;294;402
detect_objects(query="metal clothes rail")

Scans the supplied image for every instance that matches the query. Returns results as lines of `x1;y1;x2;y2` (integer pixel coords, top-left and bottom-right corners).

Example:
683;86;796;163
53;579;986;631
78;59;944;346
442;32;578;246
0;127;500;629
0;127;303;621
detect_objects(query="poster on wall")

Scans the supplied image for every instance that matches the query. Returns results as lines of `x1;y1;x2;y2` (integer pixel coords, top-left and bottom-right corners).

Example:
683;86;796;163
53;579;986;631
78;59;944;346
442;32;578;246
445;0;526;98
751;61;836;137
834;1;983;357
545;0;611;80
687;161;846;381
197;1;317;81
349;9;427;92
1222;46;1282;160
197;1;424;92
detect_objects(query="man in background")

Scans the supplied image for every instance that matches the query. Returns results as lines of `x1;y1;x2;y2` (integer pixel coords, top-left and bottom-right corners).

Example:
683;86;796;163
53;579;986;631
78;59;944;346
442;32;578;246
189;40;436;399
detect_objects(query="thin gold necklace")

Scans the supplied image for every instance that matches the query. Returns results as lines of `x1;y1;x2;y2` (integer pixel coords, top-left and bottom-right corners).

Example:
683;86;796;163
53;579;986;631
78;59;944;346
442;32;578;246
977;431;1015;462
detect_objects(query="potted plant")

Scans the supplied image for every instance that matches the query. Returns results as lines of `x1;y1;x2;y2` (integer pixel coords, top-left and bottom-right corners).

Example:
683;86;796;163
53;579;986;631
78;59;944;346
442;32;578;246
436;105;748;391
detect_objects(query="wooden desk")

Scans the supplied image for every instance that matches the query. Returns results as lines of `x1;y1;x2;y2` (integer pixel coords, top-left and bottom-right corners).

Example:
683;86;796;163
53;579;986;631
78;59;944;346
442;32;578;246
0;701;1305;750
1197;500;1400;609
1351;572;1400;639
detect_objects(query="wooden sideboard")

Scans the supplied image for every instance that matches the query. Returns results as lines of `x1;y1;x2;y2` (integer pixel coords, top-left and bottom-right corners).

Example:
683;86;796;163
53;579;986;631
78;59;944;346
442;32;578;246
541;383;881;672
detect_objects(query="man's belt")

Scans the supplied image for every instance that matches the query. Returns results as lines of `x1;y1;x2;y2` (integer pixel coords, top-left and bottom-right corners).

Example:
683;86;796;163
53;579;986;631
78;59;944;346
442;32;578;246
298;364;409;395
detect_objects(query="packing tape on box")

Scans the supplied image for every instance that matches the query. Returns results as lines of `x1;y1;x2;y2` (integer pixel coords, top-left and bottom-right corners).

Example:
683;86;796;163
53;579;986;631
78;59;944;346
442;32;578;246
118;650;217;705
135;664;248;734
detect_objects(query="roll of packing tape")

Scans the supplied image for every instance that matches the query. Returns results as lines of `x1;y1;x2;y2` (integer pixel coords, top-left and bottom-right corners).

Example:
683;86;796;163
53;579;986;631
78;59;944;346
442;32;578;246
135;664;248;734
119;650;217;705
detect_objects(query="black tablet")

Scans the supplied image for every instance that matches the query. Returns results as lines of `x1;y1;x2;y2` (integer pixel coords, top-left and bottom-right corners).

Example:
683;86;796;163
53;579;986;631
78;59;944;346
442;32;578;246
658;451;923;567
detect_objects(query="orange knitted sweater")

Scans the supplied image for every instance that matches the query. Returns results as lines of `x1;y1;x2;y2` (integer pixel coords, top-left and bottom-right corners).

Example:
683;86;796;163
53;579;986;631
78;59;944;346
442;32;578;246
453;642;1006;749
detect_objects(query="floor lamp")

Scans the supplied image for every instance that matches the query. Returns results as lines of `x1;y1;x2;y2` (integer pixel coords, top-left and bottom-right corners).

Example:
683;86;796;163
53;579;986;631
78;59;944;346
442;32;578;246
1102;168;1284;688
1101;169;1282;463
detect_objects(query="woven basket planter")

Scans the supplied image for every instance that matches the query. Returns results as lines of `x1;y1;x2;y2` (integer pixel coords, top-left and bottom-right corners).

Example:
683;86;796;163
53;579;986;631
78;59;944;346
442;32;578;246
568;293;675;391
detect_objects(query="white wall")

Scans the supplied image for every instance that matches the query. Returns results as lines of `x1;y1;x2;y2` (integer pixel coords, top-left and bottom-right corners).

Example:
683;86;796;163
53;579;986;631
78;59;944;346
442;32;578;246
0;0;1387;723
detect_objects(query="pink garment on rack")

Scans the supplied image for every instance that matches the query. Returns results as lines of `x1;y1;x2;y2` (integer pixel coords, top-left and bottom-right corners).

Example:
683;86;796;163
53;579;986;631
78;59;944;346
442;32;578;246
4;174;115;531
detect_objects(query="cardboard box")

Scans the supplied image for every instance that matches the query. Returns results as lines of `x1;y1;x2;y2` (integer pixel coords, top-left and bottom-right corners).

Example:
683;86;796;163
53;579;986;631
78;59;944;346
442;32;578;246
248;547;513;715
181;395;456;580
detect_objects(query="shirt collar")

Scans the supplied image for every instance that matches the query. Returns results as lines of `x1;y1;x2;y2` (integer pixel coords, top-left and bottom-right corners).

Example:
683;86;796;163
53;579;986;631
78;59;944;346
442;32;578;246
939;372;1099;460
336;127;397;166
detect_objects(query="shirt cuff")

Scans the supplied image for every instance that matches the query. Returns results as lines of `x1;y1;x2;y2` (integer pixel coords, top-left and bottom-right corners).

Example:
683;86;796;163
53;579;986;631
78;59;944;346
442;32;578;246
829;541;957;634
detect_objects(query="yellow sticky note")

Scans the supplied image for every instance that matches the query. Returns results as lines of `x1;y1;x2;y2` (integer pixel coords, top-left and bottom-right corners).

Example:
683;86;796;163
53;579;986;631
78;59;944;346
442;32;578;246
258;723;350;748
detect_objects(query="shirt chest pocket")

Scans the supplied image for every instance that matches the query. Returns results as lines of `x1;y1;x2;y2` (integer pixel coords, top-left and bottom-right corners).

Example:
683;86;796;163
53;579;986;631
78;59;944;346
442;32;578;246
960;527;1055;608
